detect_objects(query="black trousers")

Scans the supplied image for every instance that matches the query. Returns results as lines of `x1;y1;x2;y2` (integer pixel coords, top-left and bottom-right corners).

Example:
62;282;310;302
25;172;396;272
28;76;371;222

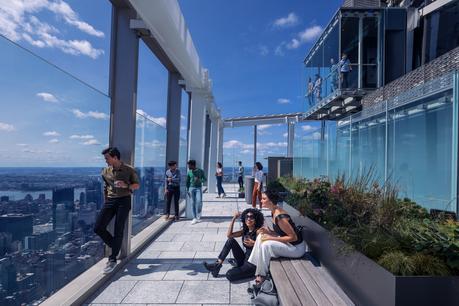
238;176;244;189
94;196;131;262
218;238;256;282
165;186;180;216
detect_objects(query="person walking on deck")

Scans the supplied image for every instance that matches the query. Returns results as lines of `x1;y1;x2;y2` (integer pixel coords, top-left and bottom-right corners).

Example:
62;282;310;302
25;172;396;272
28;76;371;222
237;161;244;191
186;160;206;225
252;162;264;209
94;147;140;274
164;160;181;221
216;162;226;198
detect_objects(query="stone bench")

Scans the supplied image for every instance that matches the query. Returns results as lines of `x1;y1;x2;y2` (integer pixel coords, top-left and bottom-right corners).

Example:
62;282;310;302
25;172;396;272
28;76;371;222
270;254;354;306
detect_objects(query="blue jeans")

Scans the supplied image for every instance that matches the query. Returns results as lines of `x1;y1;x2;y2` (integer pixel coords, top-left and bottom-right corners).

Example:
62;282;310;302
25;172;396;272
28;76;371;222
189;187;202;219
216;176;225;196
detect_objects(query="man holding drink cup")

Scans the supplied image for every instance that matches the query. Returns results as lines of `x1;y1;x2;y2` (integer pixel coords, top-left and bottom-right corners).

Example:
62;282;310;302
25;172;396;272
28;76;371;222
94;147;140;274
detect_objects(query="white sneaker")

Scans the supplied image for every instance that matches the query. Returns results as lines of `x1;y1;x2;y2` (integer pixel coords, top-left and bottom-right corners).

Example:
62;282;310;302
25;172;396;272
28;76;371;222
103;260;117;274
196;218;202;223
191;218;198;225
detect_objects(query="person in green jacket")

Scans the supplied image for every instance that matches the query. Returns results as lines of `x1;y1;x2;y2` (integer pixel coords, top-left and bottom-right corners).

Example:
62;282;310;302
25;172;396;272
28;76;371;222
186;159;207;224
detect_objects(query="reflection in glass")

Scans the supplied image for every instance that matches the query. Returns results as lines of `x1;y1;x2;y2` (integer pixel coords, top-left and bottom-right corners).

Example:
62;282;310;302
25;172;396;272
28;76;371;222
0;35;109;305
133;113;167;235
294;86;457;213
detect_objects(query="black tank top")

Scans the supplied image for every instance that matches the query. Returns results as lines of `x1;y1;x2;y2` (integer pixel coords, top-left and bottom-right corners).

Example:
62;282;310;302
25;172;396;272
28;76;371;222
242;229;257;249
273;213;303;245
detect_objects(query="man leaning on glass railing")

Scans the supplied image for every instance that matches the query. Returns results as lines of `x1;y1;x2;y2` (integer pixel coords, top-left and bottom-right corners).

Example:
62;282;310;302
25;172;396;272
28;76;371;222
94;147;140;274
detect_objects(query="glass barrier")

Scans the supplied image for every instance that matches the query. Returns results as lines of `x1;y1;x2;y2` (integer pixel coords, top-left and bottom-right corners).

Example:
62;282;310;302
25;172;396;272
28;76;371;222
304;12;380;111
294;73;457;214
132;112;167;235
0;35;109;305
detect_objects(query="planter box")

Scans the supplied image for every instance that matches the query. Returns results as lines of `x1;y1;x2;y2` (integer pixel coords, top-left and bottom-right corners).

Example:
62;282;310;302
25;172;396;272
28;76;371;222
283;203;459;306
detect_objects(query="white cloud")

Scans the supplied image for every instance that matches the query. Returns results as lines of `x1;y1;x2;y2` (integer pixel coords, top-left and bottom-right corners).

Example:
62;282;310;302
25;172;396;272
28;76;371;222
283;132;288;138
259;45;269;56
303;131;321;140
70;134;94;139
16;143;28;146
181;126;187;130
299;25;323;43
181;115;186;120
223;139;287;151
48;138;59;143
48;1;104;37
0;0;104;59
0;122;15;132
274;43;285;56
43;131;60;136
275;25;323;55
277;98;290;104
72;109;109;120
301;125;318;132
257;124;273;131
82;139;100;145
36;92;58;103
137;109;167;128
241;149;252;154
274;13;299;28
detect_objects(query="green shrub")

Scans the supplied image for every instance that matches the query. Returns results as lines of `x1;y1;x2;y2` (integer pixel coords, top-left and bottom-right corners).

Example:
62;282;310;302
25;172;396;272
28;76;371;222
274;175;459;276
411;254;451;276
378;251;415;276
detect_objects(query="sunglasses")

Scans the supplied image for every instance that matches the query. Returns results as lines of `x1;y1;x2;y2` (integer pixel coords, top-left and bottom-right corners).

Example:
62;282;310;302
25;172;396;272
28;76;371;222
245;214;255;220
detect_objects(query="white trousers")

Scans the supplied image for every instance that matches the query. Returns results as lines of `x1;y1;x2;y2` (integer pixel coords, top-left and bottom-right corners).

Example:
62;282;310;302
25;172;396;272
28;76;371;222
248;234;306;276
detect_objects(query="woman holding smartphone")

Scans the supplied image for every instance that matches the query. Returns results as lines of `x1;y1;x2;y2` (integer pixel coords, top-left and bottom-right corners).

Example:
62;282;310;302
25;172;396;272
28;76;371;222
203;208;264;281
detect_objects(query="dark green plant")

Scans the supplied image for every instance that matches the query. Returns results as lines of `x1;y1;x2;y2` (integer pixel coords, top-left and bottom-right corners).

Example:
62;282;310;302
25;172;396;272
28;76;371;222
378;251;416;276
410;254;451;276
274;174;459;276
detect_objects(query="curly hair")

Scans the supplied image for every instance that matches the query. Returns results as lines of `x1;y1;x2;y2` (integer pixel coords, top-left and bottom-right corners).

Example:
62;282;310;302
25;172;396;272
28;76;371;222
240;208;264;233
263;189;281;205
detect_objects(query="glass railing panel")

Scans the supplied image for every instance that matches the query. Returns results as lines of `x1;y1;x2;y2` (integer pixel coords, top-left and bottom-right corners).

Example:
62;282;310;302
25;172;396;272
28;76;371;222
0;34;109;305
132;112;167;235
387;90;455;212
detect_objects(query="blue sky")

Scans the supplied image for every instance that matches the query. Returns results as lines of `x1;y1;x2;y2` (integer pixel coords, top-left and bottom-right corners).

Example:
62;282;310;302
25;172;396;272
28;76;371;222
0;0;341;167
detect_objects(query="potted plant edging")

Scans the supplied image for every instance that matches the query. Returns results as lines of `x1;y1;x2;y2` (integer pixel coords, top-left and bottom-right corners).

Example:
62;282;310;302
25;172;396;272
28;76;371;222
283;203;459;306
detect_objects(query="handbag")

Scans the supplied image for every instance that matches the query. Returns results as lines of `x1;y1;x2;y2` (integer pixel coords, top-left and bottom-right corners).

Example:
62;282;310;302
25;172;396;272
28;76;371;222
248;277;279;306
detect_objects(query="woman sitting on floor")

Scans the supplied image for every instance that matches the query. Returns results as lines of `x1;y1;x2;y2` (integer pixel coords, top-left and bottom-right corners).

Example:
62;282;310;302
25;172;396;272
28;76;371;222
248;189;306;285
203;208;264;281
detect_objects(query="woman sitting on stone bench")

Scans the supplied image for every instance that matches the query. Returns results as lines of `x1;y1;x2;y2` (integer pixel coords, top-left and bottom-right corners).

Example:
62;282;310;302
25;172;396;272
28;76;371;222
248;189;306;285
203;208;264;281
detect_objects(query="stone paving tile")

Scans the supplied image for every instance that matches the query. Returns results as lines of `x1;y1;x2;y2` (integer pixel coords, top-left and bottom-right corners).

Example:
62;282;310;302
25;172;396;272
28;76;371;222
201;233;228;242
122;281;183;304
90;304;147;306
172;233;204;242
146;241;185;251
188;227;219;233
176;281;230;304
230;282;253;305
155;233;177;242
135;250;162;260
114;263;171;281
205;263;233;281
193;251;222;261
163;262;209;280
181;241;215;252
89;280;137;304
157;251;196;263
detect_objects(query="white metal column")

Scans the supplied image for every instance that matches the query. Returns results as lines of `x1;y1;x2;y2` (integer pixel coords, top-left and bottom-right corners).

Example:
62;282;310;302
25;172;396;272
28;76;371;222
217;121;224;164
287;122;295;157
108;5;139;260
188;91;207;169
207;119;219;194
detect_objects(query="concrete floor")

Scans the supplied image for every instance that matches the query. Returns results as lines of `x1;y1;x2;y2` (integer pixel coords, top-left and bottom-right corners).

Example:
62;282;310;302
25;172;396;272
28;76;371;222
85;183;258;306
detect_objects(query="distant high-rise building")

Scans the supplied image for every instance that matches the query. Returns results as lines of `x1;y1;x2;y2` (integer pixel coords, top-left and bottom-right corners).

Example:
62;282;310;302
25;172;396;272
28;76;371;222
0;214;33;242
85;180;103;210
0;196;9;202
52;188;74;231
55;204;73;235
79;192;86;205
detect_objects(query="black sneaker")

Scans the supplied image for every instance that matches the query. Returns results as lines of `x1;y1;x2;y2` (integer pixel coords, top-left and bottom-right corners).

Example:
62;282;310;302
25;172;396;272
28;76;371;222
203;261;222;277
